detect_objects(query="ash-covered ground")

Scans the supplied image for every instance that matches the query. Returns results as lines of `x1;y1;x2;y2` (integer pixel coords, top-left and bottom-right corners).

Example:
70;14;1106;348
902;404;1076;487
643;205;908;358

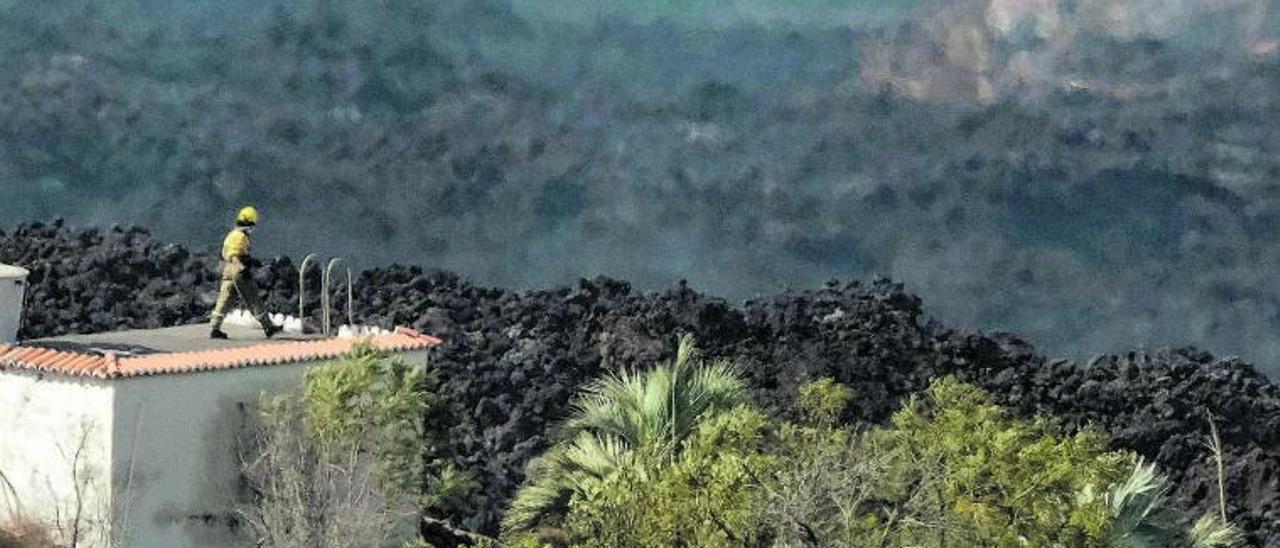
3;222;1276;545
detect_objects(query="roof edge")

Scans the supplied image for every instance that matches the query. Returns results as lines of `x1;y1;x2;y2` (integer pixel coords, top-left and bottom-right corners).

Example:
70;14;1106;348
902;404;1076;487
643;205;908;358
0;327;443;380
393;326;445;346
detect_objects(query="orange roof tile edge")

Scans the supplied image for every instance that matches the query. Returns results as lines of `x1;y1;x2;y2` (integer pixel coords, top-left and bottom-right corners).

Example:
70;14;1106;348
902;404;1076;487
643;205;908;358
0;328;443;379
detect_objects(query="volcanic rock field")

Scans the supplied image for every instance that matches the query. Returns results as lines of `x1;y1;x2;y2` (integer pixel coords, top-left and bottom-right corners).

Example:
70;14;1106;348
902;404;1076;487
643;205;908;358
2;221;1277;546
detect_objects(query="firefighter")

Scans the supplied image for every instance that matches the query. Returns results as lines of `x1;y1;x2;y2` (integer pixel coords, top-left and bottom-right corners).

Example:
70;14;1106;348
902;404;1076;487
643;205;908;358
209;206;280;339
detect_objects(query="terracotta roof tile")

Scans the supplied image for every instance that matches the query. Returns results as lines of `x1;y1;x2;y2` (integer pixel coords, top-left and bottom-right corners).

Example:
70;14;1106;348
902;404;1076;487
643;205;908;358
0;346;109;377
0;327;442;379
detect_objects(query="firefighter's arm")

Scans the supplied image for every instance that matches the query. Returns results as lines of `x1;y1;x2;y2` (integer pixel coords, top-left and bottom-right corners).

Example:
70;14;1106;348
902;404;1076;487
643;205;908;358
241;254;263;269
222;231;255;274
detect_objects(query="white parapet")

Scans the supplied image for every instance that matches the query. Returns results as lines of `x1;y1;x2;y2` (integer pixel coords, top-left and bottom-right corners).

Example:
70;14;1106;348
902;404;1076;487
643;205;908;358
0;263;30;344
223;309;304;334
337;324;393;338
223;310;391;339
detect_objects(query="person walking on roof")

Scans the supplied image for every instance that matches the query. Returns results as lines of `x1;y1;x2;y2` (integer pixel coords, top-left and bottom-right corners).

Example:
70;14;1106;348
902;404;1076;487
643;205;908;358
209;206;280;339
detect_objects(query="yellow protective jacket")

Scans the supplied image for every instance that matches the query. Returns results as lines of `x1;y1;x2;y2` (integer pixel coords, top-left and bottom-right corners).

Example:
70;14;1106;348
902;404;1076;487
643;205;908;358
220;228;252;280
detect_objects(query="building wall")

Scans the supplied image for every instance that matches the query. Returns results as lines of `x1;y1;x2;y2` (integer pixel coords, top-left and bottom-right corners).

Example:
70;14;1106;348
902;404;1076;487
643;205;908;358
0;371;115;548
109;350;429;548
0;265;27;344
109;363;312;548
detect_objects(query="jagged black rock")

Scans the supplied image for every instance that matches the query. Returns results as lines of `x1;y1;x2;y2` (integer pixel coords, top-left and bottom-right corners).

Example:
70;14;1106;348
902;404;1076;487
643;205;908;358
3;222;1276;545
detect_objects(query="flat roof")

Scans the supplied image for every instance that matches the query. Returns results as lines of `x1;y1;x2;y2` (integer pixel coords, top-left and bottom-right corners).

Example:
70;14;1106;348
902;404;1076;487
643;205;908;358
0;324;442;379
29;324;329;356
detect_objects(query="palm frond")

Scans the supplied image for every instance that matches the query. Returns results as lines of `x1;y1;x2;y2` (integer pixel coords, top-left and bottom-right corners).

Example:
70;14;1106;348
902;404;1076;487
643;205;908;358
1189;514;1245;548
560;433;633;482
502;473;572;536
502;334;751;536
1104;458;1181;547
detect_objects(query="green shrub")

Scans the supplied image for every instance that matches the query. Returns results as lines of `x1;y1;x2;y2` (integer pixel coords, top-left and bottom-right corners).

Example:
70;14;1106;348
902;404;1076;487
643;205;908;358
504;351;1244;548
1189;514;1246;548
502;334;750;538
303;344;474;510
795;377;854;425
243;345;476;548
859;377;1131;546
767;377;1240;548
563;407;775;547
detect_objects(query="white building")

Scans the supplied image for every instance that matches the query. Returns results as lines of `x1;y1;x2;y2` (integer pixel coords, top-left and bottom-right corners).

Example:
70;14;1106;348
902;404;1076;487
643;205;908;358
0;305;441;548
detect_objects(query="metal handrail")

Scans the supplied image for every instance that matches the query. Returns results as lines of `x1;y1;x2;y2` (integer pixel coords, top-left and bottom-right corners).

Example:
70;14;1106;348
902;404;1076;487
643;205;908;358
298;253;319;326
346;267;354;328
322;258;344;336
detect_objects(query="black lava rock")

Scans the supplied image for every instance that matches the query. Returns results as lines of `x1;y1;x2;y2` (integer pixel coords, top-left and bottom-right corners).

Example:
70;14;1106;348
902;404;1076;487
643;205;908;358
2;222;1277;545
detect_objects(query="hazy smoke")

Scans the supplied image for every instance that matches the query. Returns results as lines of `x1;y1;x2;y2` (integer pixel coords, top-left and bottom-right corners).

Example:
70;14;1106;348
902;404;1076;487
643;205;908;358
1;0;1280;376
865;0;1279;103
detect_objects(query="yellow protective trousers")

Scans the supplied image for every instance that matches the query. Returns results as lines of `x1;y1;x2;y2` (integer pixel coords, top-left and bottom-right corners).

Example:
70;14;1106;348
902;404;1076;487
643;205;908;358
209;272;272;334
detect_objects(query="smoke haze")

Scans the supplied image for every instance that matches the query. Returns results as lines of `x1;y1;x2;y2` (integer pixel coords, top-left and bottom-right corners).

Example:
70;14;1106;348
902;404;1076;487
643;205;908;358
2;0;1280;375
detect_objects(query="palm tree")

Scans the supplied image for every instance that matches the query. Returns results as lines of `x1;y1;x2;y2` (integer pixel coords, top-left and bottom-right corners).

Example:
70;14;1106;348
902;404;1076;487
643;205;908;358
501;334;750;536
1102;459;1182;547
1101;459;1243;548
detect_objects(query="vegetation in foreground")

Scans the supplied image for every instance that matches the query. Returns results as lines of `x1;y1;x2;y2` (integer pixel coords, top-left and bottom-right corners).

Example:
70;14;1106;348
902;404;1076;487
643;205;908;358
231;337;1243;548
237;344;477;548
500;336;1242;547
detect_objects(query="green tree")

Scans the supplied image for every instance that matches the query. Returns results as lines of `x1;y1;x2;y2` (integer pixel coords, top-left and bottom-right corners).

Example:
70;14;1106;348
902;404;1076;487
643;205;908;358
860;377;1130;546
766;377;1244;548
504;367;1244;548
502;334;750;538
241;345;476;548
302;345;473;512
1092;459;1244;548
564;406;775;547
795;377;854;426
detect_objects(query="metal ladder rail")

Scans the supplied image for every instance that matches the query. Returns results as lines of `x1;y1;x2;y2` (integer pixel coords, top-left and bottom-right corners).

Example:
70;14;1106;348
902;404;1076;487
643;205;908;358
298;253;319;331
322;258;347;336
346;267;354;328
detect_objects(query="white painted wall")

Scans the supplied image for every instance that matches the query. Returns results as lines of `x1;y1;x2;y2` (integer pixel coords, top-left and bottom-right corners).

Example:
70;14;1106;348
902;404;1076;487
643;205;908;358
0;371;114;548
108;363;313;548
0;264;29;343
2;348;430;548
109;349;430;548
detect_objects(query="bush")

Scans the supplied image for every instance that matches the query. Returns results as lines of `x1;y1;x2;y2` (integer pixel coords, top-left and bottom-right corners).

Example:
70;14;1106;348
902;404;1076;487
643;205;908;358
795;377;854;425
241;393;407;548
507;356;1245;548
767;377;1244;548
302;345;473;512
240;345;475;548
859;377;1130;546
563;407;775;547
502;334;750;539
267;338;1240;548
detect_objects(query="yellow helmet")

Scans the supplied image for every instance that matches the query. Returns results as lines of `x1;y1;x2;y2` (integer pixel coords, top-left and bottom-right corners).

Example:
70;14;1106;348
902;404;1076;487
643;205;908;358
236;206;260;226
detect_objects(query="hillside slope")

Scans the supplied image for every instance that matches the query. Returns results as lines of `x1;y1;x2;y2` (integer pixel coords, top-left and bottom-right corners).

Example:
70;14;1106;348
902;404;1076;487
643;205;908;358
3;0;1280;370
